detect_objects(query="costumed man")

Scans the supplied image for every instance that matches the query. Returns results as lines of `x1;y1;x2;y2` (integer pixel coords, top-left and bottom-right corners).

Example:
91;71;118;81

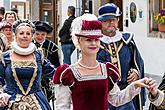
149;74;165;110
33;21;60;102
96;3;146;110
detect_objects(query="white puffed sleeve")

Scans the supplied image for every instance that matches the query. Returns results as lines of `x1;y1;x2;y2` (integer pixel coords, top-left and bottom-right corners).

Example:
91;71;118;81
55;84;72;110
108;83;141;107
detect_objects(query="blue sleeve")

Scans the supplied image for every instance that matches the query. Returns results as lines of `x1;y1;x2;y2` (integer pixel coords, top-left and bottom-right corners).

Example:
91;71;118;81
129;39;146;106
130;39;144;78
97;48;111;63
42;58;56;79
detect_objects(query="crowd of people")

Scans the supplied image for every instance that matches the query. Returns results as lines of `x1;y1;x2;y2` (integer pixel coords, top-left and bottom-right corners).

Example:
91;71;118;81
0;2;164;110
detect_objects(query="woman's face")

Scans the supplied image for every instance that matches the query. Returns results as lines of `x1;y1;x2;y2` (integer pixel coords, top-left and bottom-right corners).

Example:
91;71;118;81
2;27;12;40
33;30;47;43
16;26;32;48
78;37;100;56
6;13;16;24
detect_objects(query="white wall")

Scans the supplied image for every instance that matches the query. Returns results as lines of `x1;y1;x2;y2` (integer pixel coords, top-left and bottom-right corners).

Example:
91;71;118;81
4;0;10;11
0;0;3;7
123;0;148;38
134;36;165;77
61;0;76;25
123;0;164;76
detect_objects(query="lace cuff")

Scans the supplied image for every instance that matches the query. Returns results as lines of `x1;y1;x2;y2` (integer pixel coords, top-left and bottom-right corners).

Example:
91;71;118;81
149;90;164;106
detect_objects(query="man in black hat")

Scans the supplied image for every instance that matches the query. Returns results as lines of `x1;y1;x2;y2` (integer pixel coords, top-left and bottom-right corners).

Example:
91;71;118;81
59;6;76;65
97;3;145;110
33;21;60;102
33;21;60;67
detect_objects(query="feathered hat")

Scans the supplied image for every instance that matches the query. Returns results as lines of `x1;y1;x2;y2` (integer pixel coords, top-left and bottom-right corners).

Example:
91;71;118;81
0;22;12;31
71;13;103;48
98;3;122;21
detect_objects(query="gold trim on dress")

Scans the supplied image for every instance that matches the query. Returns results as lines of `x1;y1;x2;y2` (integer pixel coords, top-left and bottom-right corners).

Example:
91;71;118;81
9;94;42;110
10;50;38;96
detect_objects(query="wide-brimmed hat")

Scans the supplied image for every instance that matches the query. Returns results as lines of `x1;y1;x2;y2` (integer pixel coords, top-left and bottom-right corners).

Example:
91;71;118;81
72;14;102;39
33;21;53;33
75;20;102;39
71;13;103;48
98;3;122;21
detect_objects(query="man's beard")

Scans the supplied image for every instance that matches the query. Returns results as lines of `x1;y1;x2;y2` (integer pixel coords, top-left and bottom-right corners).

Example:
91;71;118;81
102;27;118;34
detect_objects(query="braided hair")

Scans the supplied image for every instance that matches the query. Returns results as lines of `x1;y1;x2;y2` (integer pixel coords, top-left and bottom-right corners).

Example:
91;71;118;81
12;19;35;35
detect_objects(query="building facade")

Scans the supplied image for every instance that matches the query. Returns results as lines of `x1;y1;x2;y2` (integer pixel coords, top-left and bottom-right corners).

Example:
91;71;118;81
1;0;165;75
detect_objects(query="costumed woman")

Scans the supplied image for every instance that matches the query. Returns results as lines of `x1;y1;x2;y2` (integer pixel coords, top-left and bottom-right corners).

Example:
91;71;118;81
3;11;17;25
0;21;14;50
0;19;55;110
52;13;152;110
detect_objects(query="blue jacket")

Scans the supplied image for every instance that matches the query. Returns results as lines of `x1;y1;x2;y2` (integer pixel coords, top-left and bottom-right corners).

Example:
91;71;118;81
97;32;146;109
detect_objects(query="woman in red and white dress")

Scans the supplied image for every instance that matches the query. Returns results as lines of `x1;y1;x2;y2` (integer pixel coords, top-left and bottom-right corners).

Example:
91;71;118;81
53;14;150;110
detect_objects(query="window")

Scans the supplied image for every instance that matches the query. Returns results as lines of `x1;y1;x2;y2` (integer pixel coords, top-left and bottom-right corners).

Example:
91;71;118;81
149;0;165;38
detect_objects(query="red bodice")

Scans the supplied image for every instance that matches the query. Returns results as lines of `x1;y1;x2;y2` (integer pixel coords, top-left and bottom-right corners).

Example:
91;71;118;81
53;62;120;110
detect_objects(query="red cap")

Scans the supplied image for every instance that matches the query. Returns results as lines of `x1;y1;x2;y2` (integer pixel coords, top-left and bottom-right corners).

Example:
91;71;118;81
75;20;103;38
0;22;12;30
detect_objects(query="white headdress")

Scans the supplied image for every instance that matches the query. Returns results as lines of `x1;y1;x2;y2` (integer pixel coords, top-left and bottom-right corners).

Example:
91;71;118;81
71;13;98;49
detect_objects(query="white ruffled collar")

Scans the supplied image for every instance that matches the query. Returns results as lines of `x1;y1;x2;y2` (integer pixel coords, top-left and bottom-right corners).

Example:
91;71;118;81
100;31;122;44
11;41;36;55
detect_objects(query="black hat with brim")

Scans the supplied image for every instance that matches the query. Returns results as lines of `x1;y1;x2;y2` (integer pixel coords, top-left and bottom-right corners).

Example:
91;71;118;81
33;21;53;33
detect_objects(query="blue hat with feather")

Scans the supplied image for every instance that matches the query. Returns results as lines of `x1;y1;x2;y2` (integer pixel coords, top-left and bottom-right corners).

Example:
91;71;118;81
98;3;122;21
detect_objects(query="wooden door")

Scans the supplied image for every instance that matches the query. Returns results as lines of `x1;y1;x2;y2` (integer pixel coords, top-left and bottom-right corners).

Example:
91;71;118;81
39;0;58;44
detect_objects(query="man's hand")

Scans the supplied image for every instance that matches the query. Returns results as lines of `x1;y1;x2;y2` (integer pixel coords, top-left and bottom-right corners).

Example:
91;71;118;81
127;68;139;84
145;78;158;97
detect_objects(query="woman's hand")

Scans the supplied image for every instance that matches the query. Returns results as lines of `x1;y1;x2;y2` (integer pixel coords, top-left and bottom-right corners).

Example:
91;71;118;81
127;68;139;84
132;77;150;89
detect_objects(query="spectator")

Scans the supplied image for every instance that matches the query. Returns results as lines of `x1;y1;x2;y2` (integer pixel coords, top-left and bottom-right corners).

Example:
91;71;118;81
3;11;17;24
97;3;146;110
59;6;76;64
